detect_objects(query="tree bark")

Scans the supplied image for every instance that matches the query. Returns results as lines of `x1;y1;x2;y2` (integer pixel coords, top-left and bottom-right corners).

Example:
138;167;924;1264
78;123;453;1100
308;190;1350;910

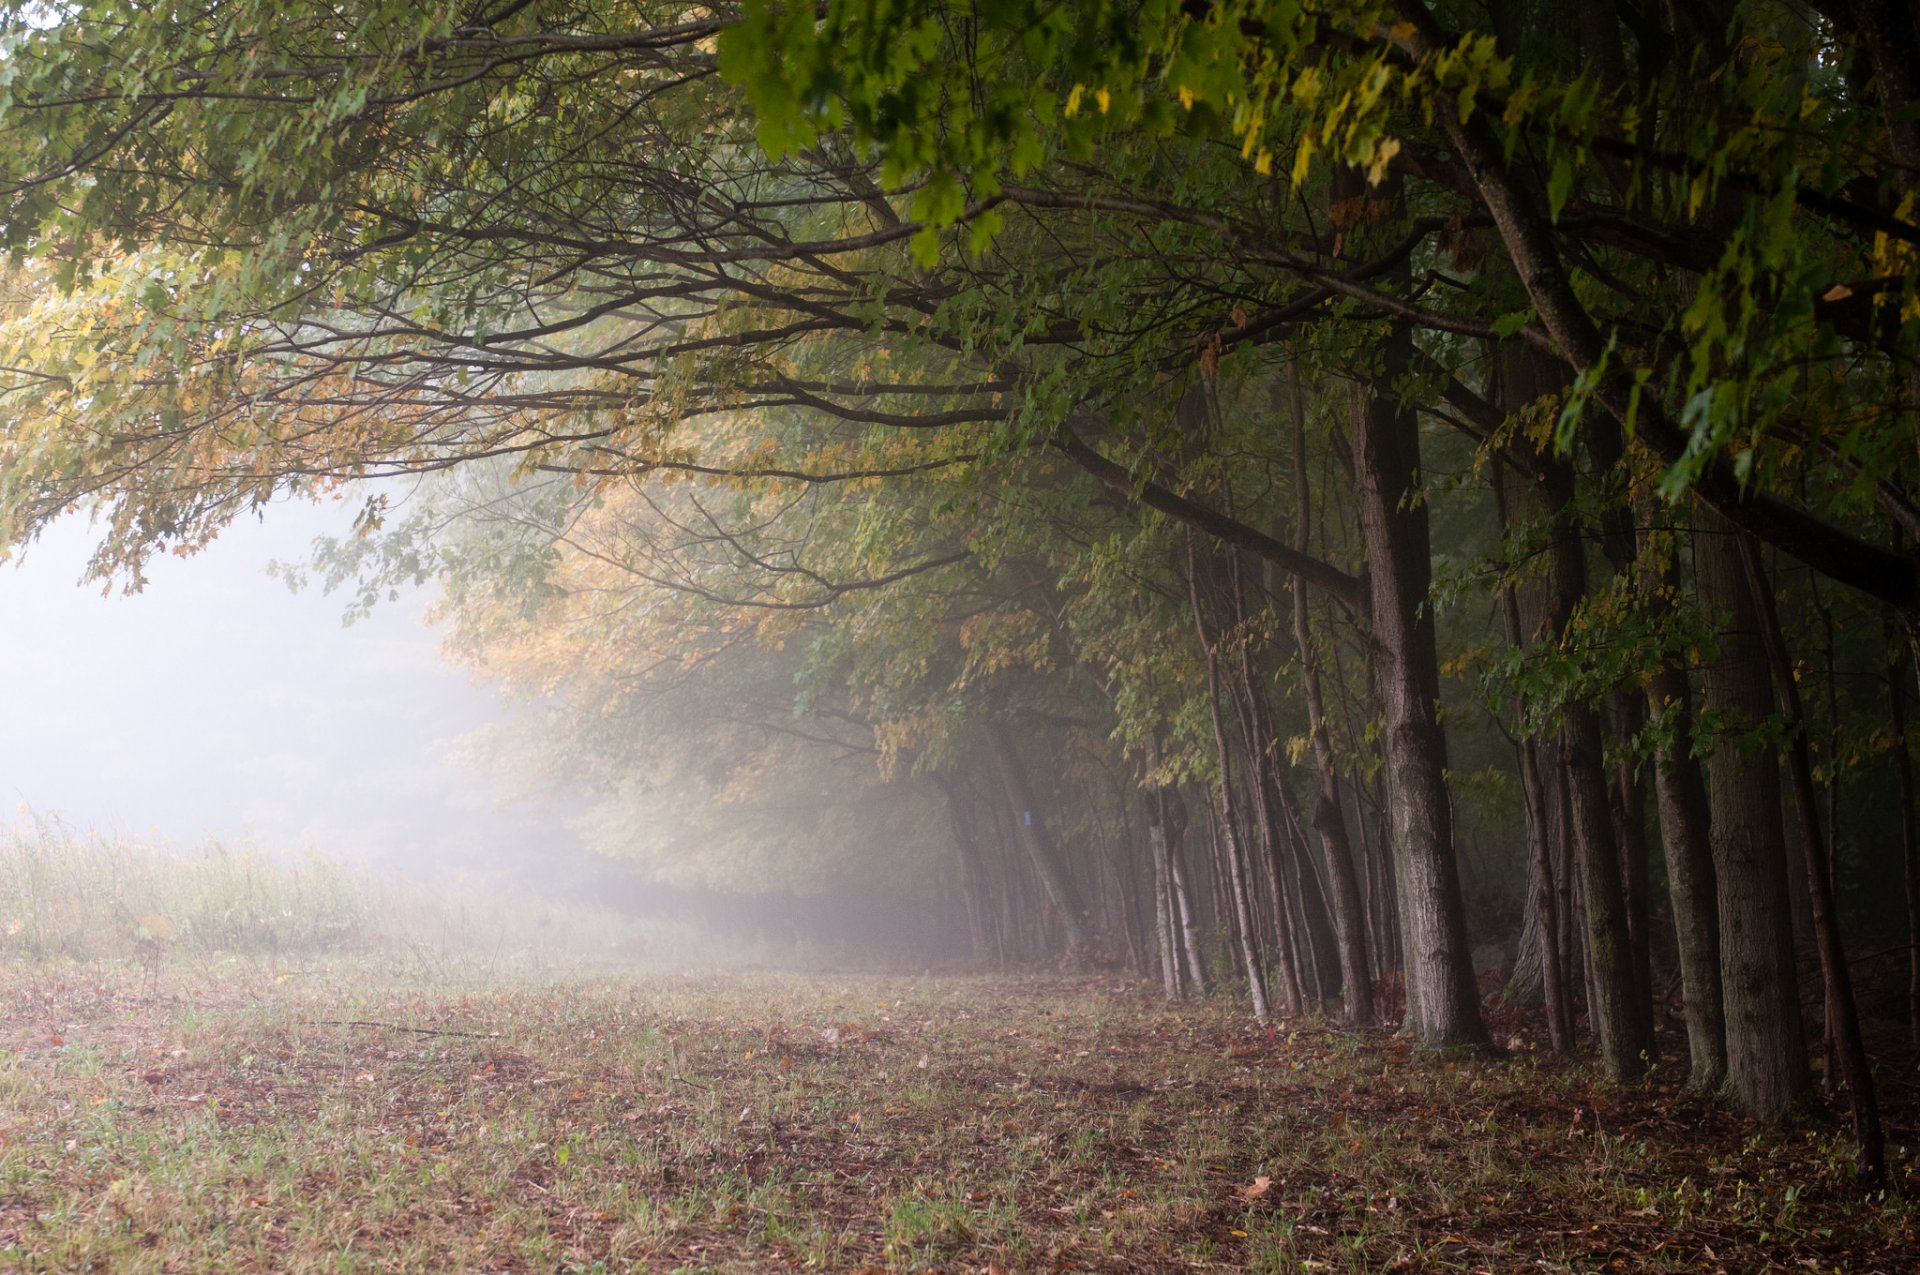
1163;785;1211;996
1146;772;1185;999
937;776;996;963
1890;622;1920;1052
1632;496;1729;1090
1189;538;1273;1019
1695;505;1809;1122
1739;537;1884;1187
1532;434;1652;1078
1611;695;1655;1024
1288;358;1376;1024
1347;229;1484;1045
1491;343;1644;1068
982;718;1093;965
1646;656;1728;1089
1491;469;1573;1051
1562;702;1653;1079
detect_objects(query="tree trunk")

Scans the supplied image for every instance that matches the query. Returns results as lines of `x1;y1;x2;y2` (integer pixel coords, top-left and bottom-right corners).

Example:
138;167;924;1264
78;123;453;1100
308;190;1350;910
1271;769;1340;1007
1562;702;1653;1079
1611;695;1655;1024
1890;621;1920;1053
1635;496;1728;1090
1695;503;1808;1122
1646;658;1728;1089
1288;358;1376;1023
1222;571;1309;1013
1505;733;1575;1052
982;718;1093;964
1491;463;1572;1052
1163;785;1211;996
1502;340;1651;1076
1189;538;1273;1019
1739;537;1883;1187
937;776;996;963
1349;333;1484;1045
1146;769;1185;999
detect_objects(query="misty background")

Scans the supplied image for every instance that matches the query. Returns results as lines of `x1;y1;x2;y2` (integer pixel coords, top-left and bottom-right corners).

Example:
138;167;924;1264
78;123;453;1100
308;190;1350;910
0;491;589;885
0;494;960;957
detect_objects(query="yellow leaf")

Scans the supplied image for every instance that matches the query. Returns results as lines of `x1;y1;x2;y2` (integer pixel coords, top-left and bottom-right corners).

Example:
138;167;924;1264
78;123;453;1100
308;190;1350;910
1367;137;1402;186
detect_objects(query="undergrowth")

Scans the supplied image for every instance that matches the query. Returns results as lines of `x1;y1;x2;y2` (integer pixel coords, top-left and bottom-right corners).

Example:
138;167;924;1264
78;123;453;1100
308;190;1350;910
0;815;647;968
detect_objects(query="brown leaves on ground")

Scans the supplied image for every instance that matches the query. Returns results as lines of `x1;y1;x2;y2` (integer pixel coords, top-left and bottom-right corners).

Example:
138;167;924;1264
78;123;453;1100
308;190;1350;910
0;965;1913;1273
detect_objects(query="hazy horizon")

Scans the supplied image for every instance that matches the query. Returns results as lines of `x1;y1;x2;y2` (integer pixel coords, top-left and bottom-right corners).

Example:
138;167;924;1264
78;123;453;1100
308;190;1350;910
0;490;589;888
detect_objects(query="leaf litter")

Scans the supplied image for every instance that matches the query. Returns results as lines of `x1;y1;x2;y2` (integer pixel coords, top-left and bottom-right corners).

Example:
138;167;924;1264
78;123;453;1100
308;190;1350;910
0;962;1912;1272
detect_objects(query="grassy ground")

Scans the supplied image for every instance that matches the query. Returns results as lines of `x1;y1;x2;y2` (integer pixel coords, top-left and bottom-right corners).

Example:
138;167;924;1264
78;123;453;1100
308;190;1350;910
1;955;1915;1274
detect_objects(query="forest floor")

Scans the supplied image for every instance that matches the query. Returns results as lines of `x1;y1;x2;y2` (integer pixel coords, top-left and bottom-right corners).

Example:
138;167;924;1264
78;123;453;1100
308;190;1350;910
0;957;1915;1274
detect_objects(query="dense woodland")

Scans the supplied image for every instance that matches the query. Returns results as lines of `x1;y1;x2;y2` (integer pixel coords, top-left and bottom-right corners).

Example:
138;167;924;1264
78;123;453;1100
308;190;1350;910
0;0;1917;1190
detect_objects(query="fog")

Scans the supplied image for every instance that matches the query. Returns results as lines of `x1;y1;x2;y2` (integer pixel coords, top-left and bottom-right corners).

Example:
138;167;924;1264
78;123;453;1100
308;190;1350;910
0;492;584;886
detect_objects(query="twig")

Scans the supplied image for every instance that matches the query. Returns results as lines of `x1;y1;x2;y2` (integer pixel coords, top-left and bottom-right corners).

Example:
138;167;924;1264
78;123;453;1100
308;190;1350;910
318;1019;501;1039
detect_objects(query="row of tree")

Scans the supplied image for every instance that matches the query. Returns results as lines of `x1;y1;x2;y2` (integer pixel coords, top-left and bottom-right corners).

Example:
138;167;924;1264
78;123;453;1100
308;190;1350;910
0;0;1916;1183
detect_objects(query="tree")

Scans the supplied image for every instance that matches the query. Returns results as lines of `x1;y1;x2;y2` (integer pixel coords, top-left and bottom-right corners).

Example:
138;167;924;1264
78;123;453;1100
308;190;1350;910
5;4;1920;1175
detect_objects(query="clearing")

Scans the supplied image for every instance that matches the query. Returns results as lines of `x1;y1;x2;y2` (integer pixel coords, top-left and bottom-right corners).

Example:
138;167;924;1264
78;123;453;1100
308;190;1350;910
0;959;1914;1273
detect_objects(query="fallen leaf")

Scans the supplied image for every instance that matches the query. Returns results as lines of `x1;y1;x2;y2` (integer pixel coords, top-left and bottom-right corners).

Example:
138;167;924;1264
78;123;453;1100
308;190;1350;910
1239;1175;1272;1199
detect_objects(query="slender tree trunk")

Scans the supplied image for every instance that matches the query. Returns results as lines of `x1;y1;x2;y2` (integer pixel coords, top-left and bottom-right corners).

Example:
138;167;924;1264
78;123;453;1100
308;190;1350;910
1646;657;1728;1089
1344;656;1402;983
1611;696;1655;1022
1563;701;1653;1079
1222;572;1309;1012
1552;766;1586;1034
1496;342;1648;1077
1636;496;1728;1090
1696;504;1809;1122
983;795;1024;966
1107;825;1146;978
1509;734;1574;1053
1346;174;1483;1047
1146;774;1185;999
1233;630;1325;1010
1739;537;1884;1187
1163;785;1211;996
1189;539;1273;1019
1491;465;1572;1051
982;719;1093;964
938;777;995;963
1890;621;1920;1053
1288;359;1375;1023
1272;769;1340;1007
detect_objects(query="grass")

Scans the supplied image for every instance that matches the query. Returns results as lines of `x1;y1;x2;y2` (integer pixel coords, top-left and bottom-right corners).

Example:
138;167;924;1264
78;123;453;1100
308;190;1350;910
0;956;1915;1273
0;816;376;962
0;815;864;975
1;826;1914;1272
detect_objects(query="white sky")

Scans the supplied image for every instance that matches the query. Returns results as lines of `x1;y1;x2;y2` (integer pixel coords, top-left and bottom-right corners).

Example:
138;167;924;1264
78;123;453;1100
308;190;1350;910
0;493;581;880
